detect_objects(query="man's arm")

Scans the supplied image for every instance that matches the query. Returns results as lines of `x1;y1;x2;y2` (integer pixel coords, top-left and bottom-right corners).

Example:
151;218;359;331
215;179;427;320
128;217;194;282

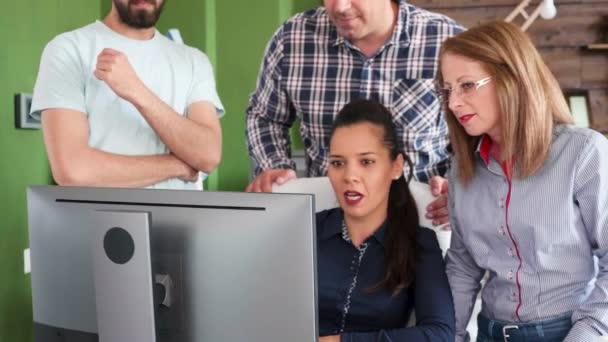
245;26;299;192
42;108;198;188
95;48;222;173
131;92;222;174
245;169;296;193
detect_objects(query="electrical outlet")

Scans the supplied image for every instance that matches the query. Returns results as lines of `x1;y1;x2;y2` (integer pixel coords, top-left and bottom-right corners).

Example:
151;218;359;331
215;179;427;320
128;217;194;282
14;93;40;129
24;248;31;274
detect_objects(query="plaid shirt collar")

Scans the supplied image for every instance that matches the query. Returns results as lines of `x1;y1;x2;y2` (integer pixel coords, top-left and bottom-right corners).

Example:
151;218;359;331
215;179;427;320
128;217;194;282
330;0;411;49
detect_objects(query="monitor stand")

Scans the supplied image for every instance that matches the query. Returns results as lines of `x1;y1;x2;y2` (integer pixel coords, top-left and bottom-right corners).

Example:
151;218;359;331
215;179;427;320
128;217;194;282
91;210;157;342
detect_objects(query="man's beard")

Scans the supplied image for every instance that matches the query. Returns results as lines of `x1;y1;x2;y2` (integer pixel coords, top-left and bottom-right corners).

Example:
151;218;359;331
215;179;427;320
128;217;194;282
113;0;165;29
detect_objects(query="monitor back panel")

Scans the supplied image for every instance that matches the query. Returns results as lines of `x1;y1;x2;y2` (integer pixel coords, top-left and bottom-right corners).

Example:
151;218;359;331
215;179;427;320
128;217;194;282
27;186;318;342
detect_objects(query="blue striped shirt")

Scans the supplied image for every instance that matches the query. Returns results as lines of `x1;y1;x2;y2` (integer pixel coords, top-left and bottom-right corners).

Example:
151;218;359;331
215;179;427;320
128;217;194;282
446;125;608;342
246;1;463;182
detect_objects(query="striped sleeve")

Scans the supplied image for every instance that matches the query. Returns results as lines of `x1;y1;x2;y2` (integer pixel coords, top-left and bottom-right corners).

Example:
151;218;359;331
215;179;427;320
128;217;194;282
566;132;608;341
445;167;485;342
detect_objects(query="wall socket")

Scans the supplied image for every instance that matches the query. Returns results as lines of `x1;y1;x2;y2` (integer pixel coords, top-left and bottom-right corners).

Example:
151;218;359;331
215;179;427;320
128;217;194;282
14;93;40;129
24;248;31;274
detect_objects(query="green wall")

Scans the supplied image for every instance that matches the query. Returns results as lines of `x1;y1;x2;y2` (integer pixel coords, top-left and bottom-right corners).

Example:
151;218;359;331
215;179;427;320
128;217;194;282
0;0;320;340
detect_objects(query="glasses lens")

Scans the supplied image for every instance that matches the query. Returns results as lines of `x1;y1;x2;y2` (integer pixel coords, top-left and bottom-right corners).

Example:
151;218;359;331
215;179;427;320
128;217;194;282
434;84;450;104
459;81;477;97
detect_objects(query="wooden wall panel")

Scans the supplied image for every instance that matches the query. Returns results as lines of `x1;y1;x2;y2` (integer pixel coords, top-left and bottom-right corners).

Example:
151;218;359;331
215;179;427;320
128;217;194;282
541;48;583;88
589;90;608;132
410;0;608;131
582;54;608;86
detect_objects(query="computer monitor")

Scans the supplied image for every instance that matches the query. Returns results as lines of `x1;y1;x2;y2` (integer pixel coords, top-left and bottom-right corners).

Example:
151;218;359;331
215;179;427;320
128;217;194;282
27;186;318;342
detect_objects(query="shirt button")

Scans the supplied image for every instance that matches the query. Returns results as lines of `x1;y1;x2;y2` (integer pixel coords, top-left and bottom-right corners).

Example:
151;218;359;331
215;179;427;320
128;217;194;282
499;199;505;208
499;226;506;236
508;270;514;280
508;249;514;257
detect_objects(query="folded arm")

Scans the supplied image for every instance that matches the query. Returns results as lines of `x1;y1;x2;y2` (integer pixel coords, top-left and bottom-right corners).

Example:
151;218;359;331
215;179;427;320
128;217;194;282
131;93;222;174
42;108;197;187
95;48;222;174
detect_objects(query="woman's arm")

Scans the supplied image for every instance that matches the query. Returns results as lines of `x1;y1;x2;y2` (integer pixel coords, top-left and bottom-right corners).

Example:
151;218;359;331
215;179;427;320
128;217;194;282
565;132;608;341
444;171;485;342
445;220;485;342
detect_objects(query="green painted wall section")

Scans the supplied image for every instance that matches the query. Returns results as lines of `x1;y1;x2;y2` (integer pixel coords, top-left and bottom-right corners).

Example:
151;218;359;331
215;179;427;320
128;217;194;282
101;0;111;15
0;1;101;341
292;0;323;14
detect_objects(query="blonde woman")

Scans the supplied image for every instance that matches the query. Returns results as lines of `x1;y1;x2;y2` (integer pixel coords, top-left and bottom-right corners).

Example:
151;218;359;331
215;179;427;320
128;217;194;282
439;21;608;342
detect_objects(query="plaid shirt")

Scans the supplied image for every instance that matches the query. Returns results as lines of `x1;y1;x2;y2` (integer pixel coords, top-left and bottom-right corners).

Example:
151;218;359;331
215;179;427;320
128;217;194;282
246;1;464;182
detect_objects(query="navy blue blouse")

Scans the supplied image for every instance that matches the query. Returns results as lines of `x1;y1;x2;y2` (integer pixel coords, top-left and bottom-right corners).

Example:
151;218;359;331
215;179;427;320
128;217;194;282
316;208;455;341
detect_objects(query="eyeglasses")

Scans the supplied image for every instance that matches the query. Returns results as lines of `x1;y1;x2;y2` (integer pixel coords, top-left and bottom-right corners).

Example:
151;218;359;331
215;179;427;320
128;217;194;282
434;76;492;105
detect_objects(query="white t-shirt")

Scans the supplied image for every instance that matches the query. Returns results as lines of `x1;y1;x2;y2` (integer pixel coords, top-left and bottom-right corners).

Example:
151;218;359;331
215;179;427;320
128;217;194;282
31;21;224;190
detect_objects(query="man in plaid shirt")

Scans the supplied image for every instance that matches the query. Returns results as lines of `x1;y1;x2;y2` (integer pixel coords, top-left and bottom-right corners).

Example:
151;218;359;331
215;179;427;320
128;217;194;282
246;0;463;224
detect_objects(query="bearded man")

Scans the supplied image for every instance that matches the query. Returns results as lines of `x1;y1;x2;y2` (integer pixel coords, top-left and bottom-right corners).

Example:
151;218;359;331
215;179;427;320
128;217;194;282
31;0;224;189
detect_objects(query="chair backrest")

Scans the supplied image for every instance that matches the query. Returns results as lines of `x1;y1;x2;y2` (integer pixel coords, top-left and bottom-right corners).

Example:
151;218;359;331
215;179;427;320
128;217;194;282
272;176;456;329
272;177;451;254
272;177;338;212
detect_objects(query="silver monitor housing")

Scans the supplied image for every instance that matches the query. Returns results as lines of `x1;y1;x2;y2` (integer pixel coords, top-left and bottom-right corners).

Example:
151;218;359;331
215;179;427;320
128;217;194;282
27;186;318;342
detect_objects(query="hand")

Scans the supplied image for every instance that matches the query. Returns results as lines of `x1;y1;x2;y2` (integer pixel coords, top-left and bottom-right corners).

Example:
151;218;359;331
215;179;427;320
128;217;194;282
94;48;146;103
245;168;296;192
425;176;450;229
175;157;199;183
319;335;340;342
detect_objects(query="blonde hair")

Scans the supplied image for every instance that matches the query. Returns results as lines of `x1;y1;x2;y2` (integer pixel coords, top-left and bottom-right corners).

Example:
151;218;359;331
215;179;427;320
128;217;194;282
437;21;573;184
